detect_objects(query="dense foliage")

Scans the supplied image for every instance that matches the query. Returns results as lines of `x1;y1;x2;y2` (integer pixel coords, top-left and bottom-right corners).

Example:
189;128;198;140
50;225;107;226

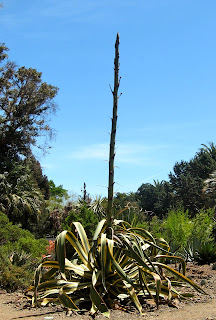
0;211;48;291
135;143;216;218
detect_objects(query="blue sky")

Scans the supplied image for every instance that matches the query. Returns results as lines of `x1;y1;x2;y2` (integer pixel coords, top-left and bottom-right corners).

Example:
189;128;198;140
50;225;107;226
1;0;216;197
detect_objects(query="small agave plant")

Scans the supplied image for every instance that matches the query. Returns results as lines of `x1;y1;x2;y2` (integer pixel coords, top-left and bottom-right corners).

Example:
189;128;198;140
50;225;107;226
28;34;205;318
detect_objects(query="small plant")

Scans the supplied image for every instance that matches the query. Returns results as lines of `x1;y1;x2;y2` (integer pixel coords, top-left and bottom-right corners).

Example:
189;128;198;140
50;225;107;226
194;241;216;265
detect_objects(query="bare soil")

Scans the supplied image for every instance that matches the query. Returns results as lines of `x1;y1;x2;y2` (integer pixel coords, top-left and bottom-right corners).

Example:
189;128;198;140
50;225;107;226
0;263;216;320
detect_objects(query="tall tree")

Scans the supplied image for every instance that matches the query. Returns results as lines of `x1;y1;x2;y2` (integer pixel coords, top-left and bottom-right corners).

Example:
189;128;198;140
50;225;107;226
0;43;58;169
169;143;216;215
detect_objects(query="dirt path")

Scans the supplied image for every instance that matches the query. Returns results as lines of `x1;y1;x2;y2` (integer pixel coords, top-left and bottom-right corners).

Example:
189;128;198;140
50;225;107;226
0;263;215;320
0;294;216;320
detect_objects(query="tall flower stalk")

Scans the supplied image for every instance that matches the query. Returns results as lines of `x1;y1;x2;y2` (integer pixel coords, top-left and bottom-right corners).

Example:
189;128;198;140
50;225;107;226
107;33;120;230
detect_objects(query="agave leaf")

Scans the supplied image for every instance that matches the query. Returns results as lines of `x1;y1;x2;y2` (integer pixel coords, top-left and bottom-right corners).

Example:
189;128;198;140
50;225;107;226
120;233;159;274
65;231;92;270
42;267;58;279
128;227;156;243
107;245;134;286
42;259;92;278
139;269;154;300
33;263;42;305
101;233;107;291
123;247;157;274
41;298;59;306
62;282;92;294
114;219;132;229
90;285;110;318
73;221;90;255
155;255;186;275
59;287;79;310
55;231;67;279
156;238;170;252
93;219;106;241
115;206;130;218
151;272;162;308
124;281;143;314
106;239;114;274
92;269;101;287
37;279;69;291
38;289;60;299
153;262;206;294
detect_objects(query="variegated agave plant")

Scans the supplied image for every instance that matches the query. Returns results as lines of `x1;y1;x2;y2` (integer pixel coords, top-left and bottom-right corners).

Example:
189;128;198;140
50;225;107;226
29;219;205;318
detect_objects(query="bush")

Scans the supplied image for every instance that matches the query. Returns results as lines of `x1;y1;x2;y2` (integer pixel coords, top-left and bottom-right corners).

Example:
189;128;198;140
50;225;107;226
191;208;215;243
0;211;48;291
62;204;98;238
194;241;216;265
163;207;192;252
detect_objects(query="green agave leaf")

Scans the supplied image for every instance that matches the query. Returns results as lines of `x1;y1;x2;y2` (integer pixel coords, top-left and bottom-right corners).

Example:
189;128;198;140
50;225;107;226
92;269;101;287
36;279;69;291
33;263;42;305
55;231;67;280
120;233;159;274
90;285;110;318
101;233;107;291
93;219;106;241
41;298;59;306
38;289;60;299
62;282;92;294
127;227;156;243
124;281;143;314
106;239;114;274
34;263;42;288
128;233;171;255
139;269;154;300
114;219;132;229
115;206;130;218
42;259;92;278
42;267;58;279
123;247;157;274
155;238;170;252
153;262;206;294
73;221;90;255
65;231;92;270
155;255;186;275
59;287;79;310
107;244;134;286
152;272;162;308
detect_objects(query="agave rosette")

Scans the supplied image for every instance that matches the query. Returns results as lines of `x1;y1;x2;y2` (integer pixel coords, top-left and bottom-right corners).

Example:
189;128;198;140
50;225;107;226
29;219;205;318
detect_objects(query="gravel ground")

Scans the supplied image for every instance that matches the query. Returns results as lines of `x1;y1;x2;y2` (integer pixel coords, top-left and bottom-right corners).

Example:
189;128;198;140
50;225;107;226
0;263;216;320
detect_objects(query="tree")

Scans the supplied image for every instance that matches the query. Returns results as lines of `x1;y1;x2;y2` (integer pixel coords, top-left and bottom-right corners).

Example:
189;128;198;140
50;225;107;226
0;162;46;231
169;143;216;215
0;43;58;170
135;182;169;218
49;180;68;199
29;156;50;200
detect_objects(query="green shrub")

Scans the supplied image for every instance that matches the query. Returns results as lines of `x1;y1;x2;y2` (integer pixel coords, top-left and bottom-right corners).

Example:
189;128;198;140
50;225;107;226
0;211;48;291
194;241;216;265
191;208;215;243
163;207;192;252
62;204;98;238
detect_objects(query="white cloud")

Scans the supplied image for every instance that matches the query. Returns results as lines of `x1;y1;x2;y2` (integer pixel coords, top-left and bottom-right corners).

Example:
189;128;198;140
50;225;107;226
70;143;108;160
68;142;171;164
